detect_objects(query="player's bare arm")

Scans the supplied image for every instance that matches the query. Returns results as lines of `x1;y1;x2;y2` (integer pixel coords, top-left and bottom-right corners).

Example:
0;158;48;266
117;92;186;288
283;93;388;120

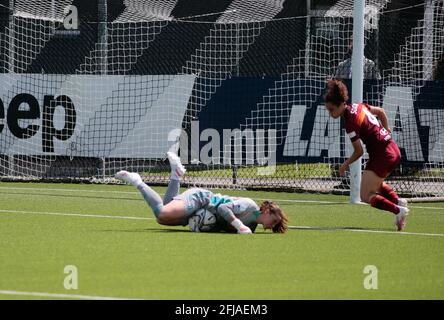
218;203;252;234
339;139;364;176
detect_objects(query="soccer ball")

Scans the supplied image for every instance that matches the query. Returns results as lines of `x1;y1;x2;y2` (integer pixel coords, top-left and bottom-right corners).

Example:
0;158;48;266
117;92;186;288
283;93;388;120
188;208;217;232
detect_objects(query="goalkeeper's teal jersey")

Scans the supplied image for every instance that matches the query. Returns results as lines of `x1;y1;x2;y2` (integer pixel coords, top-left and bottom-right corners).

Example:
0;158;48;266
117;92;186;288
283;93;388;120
174;188;261;232
208;194;261;232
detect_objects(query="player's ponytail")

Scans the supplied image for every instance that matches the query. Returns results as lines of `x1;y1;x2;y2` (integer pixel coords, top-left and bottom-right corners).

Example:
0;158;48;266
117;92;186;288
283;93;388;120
324;79;349;106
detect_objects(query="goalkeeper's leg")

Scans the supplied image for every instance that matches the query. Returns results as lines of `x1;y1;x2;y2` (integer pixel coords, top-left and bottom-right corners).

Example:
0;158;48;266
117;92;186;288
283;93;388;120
115;169;191;226
115;170;165;218
163;152;186;205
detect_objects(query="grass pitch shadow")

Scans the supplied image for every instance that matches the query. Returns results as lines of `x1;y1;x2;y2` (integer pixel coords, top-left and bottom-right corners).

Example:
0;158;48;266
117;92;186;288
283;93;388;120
289;226;396;232
97;228;275;235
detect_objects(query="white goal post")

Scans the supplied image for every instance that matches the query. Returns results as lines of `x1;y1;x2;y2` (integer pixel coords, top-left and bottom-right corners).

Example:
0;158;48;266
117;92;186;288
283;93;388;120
349;0;365;204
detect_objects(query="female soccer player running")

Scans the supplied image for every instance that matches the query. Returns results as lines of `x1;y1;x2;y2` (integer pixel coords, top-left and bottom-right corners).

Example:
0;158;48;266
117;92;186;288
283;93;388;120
324;79;409;231
115;152;288;234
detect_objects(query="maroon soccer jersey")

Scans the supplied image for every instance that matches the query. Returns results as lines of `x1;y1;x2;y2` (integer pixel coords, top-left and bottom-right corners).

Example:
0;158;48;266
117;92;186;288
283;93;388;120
343;103;392;156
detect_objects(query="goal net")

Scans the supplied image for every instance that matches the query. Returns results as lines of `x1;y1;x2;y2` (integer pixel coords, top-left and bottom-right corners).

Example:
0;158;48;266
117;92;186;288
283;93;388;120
0;0;443;201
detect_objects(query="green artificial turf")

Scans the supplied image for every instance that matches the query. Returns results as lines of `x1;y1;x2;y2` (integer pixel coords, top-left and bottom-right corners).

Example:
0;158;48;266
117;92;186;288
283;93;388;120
0;182;443;299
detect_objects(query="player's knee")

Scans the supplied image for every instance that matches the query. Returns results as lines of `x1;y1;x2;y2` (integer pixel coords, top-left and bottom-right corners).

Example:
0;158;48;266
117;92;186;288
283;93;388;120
156;216;165;225
156;216;172;226
156;211;169;225
156;210;175;226
360;191;371;203
363;192;379;204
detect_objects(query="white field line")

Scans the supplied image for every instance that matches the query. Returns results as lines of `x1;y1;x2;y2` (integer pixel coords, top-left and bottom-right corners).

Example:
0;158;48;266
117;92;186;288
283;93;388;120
252;198;346;204
2;186;443;210
0;186;139;195
408;206;444;211
0;186;346;204
0;208;443;237
289;225;444;237
0;290;140;300
0;209;152;220
0;186;342;202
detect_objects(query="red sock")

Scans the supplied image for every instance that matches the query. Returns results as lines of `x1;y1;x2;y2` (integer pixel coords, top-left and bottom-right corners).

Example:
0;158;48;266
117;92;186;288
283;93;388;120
379;184;399;204
370;195;400;214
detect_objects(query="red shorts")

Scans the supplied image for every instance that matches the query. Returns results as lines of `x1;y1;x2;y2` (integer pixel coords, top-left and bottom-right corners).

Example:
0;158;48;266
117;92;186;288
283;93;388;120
366;141;401;178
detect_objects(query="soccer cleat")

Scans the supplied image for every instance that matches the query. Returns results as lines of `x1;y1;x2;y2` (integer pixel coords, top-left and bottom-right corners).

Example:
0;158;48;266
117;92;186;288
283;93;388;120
115;170;143;187
397;198;408;207
394;206;409;231
167;151;186;179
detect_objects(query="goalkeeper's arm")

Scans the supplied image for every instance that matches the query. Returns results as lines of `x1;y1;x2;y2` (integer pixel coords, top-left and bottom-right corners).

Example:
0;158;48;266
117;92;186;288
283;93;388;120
217;203;252;234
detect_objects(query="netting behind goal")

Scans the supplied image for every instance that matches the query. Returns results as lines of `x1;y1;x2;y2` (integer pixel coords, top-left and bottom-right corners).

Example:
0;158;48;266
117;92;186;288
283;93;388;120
0;0;443;200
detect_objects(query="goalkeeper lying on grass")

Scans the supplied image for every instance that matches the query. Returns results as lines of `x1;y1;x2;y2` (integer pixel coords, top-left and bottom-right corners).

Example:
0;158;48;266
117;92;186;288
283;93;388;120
115;152;288;234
